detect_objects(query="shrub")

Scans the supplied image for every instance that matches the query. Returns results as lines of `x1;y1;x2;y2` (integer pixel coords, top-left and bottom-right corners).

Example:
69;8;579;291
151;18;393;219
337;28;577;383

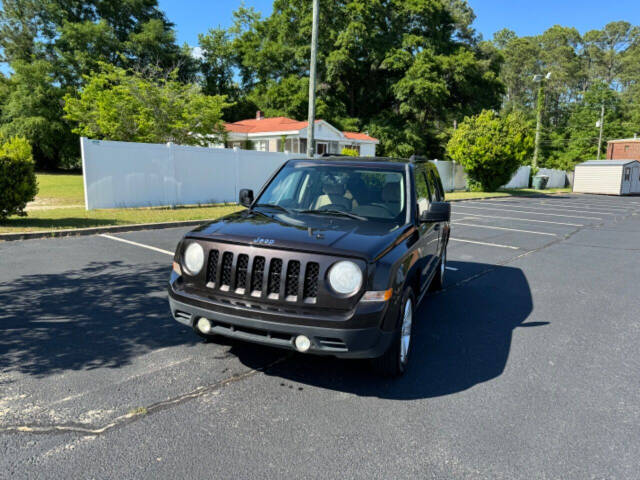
447;110;533;191
0;137;38;219
341;148;359;157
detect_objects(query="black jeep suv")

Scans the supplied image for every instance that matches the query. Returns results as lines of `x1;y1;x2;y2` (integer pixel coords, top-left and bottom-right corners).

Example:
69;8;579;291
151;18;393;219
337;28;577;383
168;156;450;376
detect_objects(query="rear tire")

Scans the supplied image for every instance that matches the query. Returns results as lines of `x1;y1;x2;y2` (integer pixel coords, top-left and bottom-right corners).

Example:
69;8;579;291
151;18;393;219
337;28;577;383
372;290;414;377
429;246;447;292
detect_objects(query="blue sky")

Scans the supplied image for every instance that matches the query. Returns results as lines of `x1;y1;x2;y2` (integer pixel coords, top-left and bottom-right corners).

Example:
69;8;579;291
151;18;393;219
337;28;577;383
157;0;640;47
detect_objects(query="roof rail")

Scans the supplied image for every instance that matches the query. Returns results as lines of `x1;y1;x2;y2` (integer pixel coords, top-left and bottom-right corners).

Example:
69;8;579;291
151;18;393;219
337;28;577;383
409;155;429;163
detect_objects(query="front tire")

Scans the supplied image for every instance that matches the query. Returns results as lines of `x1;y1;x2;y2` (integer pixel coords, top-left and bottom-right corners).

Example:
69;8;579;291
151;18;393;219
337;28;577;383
372;290;414;377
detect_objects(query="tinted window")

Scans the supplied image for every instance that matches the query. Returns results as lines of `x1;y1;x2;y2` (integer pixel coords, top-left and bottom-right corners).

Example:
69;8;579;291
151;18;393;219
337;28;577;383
415;167;431;216
428;170;443;201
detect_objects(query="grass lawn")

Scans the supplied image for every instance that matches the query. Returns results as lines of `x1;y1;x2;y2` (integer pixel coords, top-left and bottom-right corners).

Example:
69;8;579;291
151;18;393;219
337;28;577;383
0;204;243;234
31;173;85;207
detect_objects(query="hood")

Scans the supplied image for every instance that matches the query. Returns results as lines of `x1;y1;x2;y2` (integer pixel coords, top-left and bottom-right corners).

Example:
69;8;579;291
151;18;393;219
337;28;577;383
188;210;406;260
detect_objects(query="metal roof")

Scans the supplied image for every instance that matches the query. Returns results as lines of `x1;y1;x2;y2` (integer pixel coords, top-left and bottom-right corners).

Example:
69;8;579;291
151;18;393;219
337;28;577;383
576;160;640;166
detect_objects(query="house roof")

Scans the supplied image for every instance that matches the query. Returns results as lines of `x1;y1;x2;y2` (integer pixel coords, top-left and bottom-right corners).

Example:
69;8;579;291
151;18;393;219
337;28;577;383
607;138;640;143
224;116;378;142
343;131;378;142
577;160;640;166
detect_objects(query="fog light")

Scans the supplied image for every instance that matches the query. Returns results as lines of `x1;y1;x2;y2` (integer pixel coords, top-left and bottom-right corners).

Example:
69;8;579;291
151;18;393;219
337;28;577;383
294;335;311;353
196;317;212;334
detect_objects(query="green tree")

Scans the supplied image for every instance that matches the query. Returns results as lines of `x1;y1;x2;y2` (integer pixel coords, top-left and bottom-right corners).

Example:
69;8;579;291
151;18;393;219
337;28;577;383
447;110;533;191
0;60;76;170
0;136;38;219
63;65;229;146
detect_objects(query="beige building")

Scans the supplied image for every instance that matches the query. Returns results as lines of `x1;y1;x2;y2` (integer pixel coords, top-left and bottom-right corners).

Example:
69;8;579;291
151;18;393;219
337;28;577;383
573;160;640;195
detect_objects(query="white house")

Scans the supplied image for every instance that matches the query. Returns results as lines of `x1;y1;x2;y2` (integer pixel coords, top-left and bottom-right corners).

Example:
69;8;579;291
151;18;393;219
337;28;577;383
223;112;379;156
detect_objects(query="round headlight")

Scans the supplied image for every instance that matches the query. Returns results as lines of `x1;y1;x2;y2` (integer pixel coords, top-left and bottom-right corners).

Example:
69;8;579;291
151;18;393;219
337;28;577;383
183;242;204;275
328;261;363;296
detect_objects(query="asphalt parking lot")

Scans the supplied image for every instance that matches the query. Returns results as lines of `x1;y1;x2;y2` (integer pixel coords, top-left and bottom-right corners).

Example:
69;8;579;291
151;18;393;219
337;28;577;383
2;193;640;479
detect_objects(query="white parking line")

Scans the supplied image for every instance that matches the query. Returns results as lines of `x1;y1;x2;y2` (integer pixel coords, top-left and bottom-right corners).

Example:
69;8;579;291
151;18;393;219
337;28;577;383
452;222;557;236
445;266;458;271
493;198;632;212
451;212;583;227
455;204;601;220
470;201;621;215
450;238;519;250
100;234;174;256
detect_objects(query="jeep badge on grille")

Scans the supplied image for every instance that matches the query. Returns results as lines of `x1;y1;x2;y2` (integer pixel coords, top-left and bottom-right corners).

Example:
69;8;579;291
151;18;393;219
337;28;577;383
253;237;275;246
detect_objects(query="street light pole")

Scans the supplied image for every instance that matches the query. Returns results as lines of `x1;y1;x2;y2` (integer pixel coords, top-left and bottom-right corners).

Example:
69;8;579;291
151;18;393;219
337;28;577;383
596;103;605;160
532;73;550;169
306;0;320;158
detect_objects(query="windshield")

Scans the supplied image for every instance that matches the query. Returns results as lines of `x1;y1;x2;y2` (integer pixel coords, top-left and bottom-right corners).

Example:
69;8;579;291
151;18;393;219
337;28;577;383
255;162;407;224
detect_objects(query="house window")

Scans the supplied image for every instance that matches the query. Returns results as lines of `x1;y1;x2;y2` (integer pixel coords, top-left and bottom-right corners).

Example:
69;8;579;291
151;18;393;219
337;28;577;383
255;140;268;152
624;168;631;181
316;142;328;155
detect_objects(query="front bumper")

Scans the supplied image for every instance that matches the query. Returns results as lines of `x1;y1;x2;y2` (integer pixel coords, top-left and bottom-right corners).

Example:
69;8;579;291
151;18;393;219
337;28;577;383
168;293;395;359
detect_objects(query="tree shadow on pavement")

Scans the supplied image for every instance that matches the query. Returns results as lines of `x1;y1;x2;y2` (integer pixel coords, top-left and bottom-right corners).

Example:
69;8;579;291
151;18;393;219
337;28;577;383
233;261;546;400
0;261;199;377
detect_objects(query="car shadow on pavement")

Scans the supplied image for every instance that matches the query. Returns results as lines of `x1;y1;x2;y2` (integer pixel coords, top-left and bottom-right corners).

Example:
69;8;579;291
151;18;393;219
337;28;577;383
233;261;547;399
0;261;200;377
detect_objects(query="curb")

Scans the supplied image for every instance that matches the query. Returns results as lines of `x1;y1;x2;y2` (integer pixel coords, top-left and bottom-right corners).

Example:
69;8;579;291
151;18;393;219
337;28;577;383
0;219;212;242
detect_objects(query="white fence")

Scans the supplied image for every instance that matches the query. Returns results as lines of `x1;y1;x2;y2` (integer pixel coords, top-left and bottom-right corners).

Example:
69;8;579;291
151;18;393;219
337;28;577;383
81;138;569;209
81;138;297;210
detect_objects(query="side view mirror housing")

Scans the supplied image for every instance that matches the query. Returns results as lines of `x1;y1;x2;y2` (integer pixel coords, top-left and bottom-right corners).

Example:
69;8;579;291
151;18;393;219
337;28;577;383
420;201;450;223
239;189;254;208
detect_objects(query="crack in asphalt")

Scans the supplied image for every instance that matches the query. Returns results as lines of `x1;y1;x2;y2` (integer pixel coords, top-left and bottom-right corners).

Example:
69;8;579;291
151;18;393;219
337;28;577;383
0;355;291;437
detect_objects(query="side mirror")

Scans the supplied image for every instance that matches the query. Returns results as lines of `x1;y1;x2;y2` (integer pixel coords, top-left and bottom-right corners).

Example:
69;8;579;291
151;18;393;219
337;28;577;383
239;189;254;208
420;201;450;223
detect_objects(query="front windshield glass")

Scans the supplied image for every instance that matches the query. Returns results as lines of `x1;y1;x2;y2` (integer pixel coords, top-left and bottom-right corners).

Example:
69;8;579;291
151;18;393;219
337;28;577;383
255;162;407;224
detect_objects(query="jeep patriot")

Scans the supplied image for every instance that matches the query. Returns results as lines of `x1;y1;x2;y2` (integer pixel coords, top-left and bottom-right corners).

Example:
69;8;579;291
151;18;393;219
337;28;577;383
168;156;450;376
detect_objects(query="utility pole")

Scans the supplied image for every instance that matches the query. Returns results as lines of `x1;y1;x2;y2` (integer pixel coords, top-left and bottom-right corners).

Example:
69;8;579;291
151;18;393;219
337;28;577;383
596;103;605;160
306;0;320;158
532;72;551;169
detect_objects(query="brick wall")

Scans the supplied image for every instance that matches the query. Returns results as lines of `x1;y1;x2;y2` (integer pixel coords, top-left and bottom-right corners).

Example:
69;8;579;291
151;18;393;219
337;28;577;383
607;141;640;160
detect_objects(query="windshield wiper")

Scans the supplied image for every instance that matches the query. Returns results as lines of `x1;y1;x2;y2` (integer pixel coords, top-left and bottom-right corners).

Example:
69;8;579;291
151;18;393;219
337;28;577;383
296;209;367;221
253;203;291;214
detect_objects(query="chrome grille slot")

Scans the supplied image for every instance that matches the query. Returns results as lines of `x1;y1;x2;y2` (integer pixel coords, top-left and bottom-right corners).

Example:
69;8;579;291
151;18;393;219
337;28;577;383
267;258;283;297
220;252;233;289
235;254;249;292
303;262;319;301
206;249;219;286
251;256;266;295
285;260;300;300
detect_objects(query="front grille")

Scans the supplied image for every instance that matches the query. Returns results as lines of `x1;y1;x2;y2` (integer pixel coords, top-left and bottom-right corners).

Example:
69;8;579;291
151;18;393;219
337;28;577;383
303;262;319;299
220;252;233;287
285;261;300;298
201;245;324;304
235;254;249;291
267;259;283;296
251;256;266;294
206;250;219;285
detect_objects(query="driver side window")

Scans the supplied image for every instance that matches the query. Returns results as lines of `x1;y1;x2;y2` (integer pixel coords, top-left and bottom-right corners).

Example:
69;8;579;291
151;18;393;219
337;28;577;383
415;168;431;217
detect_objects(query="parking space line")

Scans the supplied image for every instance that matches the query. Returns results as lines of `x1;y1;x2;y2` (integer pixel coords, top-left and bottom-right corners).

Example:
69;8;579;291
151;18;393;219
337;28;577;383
455;204;601;220
451;212;583;227
469;201;620;215
445;266;458;271
492;199;632;212
99;234;174;256
450;238;519;249
452;222;558;236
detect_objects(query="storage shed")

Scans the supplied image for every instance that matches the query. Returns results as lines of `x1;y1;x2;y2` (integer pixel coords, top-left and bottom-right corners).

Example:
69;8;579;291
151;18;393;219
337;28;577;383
573;160;640;195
